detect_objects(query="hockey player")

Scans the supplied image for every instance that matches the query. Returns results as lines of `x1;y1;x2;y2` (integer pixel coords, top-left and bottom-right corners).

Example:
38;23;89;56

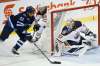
55;19;97;56
11;6;48;55
32;6;47;42
0;6;37;55
55;19;83;56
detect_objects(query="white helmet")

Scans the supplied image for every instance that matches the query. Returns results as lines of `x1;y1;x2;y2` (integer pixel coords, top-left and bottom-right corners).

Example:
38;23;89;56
66;18;74;23
65;18;74;27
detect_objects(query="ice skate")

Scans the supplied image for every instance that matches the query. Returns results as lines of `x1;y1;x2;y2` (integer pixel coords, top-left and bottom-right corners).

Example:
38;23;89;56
12;48;19;55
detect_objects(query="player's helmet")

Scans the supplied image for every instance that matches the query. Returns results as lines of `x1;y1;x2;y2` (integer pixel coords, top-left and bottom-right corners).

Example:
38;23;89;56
26;6;35;13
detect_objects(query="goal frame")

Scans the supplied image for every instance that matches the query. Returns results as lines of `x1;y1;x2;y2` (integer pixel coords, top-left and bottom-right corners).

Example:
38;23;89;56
51;4;100;52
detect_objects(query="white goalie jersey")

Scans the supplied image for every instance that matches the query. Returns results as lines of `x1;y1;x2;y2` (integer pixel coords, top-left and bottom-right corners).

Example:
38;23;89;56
58;24;96;45
55;24;97;56
59;25;85;41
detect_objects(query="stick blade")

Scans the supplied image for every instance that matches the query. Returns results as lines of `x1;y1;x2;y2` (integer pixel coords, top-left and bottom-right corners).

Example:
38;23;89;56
51;61;61;64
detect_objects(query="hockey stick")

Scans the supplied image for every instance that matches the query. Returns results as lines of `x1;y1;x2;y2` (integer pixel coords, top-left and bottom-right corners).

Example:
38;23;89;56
33;42;61;64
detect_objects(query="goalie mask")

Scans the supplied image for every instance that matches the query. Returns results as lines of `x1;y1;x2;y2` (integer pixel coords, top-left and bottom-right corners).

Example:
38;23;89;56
65;18;74;28
66;18;74;22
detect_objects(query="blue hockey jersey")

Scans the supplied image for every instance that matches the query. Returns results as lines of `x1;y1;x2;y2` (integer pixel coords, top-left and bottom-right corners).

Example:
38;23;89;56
9;11;35;33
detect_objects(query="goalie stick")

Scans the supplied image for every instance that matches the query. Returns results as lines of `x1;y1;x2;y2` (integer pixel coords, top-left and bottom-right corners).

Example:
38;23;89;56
32;42;61;64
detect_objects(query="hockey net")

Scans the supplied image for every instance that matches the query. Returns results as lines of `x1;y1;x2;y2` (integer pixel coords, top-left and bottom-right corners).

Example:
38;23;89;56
51;4;100;53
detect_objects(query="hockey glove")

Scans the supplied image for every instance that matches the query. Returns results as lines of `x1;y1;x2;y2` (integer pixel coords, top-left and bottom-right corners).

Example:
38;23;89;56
33;24;40;32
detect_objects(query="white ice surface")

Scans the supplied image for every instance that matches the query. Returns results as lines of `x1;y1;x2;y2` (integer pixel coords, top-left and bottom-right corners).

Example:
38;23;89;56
0;35;100;66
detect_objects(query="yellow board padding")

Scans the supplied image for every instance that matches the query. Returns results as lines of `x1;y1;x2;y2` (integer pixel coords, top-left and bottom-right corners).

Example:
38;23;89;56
61;15;98;27
77;15;98;23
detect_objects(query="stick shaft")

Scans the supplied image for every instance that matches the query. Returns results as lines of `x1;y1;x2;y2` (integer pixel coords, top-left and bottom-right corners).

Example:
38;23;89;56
33;42;52;63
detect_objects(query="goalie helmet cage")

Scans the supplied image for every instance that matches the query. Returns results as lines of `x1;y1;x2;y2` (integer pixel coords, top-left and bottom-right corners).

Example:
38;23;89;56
51;4;100;52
